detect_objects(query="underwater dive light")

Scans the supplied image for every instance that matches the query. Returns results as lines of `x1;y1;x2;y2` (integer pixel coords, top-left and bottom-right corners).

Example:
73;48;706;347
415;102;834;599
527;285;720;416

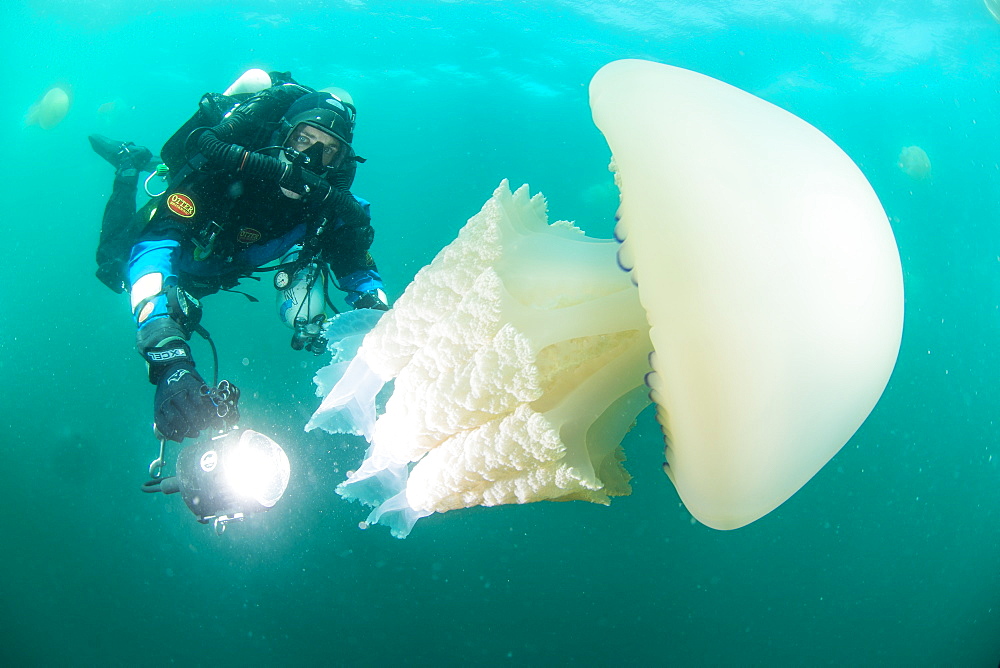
143;428;291;533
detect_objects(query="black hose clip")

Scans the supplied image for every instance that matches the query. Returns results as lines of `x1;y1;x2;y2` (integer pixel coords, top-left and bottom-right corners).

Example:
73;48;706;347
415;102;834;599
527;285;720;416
203;379;241;426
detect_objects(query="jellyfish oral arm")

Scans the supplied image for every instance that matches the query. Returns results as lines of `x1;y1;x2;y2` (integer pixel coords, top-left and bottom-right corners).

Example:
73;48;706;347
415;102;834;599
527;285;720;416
305;308;391;439
311;183;654;538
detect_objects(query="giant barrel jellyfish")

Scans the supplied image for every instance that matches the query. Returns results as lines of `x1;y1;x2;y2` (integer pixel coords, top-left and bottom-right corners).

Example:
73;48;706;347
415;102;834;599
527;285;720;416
308;60;904;538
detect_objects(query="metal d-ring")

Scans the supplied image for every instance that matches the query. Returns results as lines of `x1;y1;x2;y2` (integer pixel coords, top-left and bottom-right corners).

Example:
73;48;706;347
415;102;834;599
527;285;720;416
148;435;167;479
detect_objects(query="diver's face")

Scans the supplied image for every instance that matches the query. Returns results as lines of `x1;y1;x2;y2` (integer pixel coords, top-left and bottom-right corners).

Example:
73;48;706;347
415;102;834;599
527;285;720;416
288;123;341;166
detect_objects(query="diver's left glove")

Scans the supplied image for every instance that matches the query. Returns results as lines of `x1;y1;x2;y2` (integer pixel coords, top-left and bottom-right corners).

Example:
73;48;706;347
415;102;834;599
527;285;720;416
152;359;218;443
350;288;390;311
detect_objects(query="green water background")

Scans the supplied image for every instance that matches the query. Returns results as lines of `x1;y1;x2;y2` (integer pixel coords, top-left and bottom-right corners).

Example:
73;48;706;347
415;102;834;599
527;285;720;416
0;0;997;665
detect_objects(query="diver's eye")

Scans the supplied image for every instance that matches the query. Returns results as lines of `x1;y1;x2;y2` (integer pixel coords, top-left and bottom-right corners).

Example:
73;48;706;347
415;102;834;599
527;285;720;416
292;134;338;159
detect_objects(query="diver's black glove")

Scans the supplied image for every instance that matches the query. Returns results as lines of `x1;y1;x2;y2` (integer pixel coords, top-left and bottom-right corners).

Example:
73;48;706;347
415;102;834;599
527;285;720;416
153;361;217;443
351;289;390;311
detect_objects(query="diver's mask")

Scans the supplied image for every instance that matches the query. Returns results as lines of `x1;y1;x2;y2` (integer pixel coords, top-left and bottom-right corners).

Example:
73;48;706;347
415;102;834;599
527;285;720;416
281;138;339;176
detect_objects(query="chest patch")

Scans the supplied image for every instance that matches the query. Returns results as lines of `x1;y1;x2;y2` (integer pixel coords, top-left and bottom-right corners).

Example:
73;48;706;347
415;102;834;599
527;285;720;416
166;193;196;218
237;227;262;244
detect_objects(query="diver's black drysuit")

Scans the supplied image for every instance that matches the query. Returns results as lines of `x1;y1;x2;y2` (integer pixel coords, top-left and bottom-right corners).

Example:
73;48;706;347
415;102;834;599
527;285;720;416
99;75;387;441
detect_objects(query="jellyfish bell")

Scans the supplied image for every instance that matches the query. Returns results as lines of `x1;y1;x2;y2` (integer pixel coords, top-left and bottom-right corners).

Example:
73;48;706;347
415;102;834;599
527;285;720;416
897;145;931;180
26;86;70;129
590;59;903;528
309;60;904;537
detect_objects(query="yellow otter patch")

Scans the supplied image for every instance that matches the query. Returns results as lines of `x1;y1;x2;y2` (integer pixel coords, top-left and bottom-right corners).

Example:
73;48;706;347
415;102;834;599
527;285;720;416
167;193;196;218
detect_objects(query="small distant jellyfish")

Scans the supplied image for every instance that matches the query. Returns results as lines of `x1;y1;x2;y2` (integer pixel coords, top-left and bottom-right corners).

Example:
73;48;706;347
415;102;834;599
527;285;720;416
580;180;619;210
26;87;70;129
986;0;1000;24
94;100;118;126
897;145;931;180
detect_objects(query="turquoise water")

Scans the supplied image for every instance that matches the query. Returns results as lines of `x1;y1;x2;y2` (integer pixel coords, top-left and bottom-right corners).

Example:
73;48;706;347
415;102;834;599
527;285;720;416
2;0;998;665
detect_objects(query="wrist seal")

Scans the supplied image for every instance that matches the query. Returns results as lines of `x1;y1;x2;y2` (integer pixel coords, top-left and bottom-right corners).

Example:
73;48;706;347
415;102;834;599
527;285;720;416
137;318;196;384
144;341;195;385
136;317;188;353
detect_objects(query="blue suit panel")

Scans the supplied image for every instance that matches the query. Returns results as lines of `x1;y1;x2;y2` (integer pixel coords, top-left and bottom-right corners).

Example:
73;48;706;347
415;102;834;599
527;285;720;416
127;173;383;331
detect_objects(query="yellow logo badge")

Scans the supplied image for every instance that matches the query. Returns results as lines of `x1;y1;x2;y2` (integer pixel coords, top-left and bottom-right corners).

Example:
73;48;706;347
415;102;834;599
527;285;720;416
167;193;196;218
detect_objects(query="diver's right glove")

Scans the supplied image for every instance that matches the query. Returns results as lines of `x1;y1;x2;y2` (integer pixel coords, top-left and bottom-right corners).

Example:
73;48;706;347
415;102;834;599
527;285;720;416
153;360;217;442
145;338;219;443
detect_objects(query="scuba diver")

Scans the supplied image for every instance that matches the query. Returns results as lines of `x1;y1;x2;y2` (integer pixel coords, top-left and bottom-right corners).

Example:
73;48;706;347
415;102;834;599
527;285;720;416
90;70;389;444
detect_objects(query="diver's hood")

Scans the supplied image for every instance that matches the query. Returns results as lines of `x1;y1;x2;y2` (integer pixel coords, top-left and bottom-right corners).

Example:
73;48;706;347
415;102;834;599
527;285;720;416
276;91;356;149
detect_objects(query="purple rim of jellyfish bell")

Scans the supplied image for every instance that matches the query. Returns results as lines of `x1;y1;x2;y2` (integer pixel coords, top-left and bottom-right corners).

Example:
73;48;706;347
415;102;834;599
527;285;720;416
616;248;633;272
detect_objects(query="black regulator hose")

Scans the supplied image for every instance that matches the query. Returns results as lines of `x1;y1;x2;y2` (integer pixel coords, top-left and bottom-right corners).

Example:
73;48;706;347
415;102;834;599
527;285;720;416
195;115;371;228
196;122;285;182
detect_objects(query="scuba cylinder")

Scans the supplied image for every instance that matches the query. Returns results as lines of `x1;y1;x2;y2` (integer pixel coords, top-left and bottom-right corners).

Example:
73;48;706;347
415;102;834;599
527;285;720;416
274;247;330;354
